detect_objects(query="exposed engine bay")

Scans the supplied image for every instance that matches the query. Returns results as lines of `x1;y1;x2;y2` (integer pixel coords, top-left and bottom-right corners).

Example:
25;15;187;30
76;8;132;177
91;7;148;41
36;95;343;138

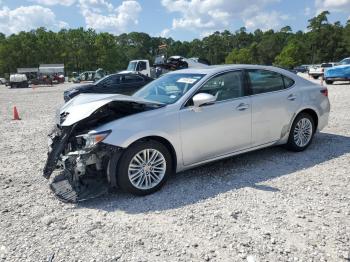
43;98;163;202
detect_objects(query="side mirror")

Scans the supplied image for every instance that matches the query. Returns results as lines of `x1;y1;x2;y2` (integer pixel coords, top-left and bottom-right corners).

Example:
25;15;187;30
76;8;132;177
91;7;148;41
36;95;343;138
192;93;216;107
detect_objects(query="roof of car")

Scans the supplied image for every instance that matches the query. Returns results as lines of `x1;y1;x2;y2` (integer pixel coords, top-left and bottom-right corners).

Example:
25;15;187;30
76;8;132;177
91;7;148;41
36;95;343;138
168;64;294;76
111;72;148;77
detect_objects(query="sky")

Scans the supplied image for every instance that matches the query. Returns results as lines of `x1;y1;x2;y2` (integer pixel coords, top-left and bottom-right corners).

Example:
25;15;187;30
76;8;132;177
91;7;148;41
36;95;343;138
0;0;349;41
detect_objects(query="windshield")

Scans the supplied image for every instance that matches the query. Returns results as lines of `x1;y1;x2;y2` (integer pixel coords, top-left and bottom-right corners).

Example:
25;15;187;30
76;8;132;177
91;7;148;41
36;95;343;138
339;58;350;65
127;62;137;71
133;73;205;104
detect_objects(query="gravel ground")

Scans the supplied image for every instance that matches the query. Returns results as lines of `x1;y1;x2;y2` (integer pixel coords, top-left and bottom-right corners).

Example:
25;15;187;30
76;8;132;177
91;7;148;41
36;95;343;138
0;75;349;262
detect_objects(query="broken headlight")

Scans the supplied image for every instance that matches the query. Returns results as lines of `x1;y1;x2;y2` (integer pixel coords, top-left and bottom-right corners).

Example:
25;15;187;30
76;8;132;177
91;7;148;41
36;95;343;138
77;130;111;149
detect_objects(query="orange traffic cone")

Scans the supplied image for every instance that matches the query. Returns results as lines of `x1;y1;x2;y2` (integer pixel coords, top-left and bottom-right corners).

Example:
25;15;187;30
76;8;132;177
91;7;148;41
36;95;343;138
13;106;21;120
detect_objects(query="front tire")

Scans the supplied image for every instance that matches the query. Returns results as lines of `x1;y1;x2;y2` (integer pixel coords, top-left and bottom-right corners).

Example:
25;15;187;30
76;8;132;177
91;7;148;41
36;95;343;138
312;75;319;79
117;140;172;196
325;79;333;85
286;113;315;152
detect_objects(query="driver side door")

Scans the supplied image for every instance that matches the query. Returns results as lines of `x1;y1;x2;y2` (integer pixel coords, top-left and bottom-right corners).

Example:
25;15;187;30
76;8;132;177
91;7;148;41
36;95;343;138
179;70;252;166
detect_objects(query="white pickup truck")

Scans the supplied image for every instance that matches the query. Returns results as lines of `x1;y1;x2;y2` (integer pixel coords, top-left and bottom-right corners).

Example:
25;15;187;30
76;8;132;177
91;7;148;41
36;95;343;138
308;63;336;79
120;57;209;78
120;60;152;77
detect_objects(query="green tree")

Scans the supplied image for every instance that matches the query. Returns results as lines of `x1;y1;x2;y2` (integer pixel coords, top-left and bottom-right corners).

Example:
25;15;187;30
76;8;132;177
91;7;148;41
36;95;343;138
225;47;254;64
274;40;306;68
0;10;349;77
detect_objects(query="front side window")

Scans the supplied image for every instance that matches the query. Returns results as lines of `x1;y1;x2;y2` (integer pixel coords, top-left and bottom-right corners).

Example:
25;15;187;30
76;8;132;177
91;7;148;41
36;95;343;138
196;71;245;102
248;69;285;95
133;73;205;104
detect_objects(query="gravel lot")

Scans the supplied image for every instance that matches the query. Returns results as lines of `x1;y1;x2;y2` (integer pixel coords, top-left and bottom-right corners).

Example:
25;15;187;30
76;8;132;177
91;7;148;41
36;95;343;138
0;75;349;262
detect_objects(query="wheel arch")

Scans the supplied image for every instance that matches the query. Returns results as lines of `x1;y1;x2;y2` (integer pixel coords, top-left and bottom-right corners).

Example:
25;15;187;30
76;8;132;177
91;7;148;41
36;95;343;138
280;107;320;144
128;136;178;173
297;108;319;131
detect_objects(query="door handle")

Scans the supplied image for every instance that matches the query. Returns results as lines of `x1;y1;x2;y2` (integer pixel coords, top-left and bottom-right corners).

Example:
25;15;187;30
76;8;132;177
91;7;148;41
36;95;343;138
236;103;249;111
287;94;296;101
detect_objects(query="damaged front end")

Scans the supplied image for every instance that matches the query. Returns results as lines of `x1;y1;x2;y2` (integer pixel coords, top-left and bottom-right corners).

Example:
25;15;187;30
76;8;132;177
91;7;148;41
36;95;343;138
43;95;163;203
44;127;121;203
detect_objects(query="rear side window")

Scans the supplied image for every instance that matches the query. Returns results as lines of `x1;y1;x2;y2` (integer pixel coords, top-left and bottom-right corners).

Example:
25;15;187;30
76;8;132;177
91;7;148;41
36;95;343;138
247;69;285;95
283;76;295;88
124;75;143;83
102;75;120;85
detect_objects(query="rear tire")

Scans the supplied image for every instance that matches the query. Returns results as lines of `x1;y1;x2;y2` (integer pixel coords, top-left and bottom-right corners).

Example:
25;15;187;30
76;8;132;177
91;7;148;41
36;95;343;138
286;113;315;152
312;75;319;79
117;140;172;196
325;80;333;85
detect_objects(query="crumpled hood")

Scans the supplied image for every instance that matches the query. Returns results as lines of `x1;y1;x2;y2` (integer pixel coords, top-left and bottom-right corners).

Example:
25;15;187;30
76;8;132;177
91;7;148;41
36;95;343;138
59;93;162;126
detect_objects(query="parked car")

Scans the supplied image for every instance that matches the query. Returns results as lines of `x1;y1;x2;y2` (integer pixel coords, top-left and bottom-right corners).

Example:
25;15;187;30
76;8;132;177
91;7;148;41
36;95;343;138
30;75;53;86
308;63;336;79
294;65;308;73
9;74;29;88
63;73;154;102
53;74;65;84
0;78;7;85
275;66;298;74
324;57;350;84
44;65;330;202
71;68;106;83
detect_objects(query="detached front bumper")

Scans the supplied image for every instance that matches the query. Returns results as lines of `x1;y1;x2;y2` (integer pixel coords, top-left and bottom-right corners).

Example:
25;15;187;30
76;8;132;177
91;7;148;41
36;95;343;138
43;126;123;203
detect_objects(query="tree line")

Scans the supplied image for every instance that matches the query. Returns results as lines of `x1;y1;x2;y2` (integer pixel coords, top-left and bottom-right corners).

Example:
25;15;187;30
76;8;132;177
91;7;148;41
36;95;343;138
0;11;349;77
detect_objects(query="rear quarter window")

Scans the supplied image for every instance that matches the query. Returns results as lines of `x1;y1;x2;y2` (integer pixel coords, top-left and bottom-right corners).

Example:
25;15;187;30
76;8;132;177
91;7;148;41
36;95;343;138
283;76;295;88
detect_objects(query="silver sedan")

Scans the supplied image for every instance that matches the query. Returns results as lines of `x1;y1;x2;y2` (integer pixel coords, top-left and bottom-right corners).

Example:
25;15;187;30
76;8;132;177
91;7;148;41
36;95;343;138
44;65;330;201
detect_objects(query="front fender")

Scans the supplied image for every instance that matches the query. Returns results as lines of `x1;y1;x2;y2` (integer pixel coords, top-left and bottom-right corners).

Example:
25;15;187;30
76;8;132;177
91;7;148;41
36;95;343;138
104;129;175;149
97;109;182;168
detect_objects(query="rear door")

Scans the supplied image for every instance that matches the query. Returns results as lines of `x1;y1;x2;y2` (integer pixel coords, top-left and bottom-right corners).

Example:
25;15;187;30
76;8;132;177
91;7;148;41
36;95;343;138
121;75;146;95
247;69;300;146
94;75;121;94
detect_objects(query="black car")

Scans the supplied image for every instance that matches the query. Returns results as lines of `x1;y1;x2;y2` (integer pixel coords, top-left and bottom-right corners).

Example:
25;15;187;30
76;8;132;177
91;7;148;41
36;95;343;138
64;73;153;102
294;65;308;73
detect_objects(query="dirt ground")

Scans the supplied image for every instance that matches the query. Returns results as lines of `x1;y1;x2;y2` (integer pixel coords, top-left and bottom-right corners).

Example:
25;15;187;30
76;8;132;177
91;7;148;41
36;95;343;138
0;75;349;262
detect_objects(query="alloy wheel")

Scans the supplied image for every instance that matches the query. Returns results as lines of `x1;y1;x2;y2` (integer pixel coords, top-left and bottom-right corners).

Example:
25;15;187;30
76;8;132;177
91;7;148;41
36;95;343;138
293;118;313;147
128;149;166;190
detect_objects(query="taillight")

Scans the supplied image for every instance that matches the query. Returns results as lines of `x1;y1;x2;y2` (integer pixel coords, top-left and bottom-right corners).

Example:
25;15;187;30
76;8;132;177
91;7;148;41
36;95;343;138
320;88;328;97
